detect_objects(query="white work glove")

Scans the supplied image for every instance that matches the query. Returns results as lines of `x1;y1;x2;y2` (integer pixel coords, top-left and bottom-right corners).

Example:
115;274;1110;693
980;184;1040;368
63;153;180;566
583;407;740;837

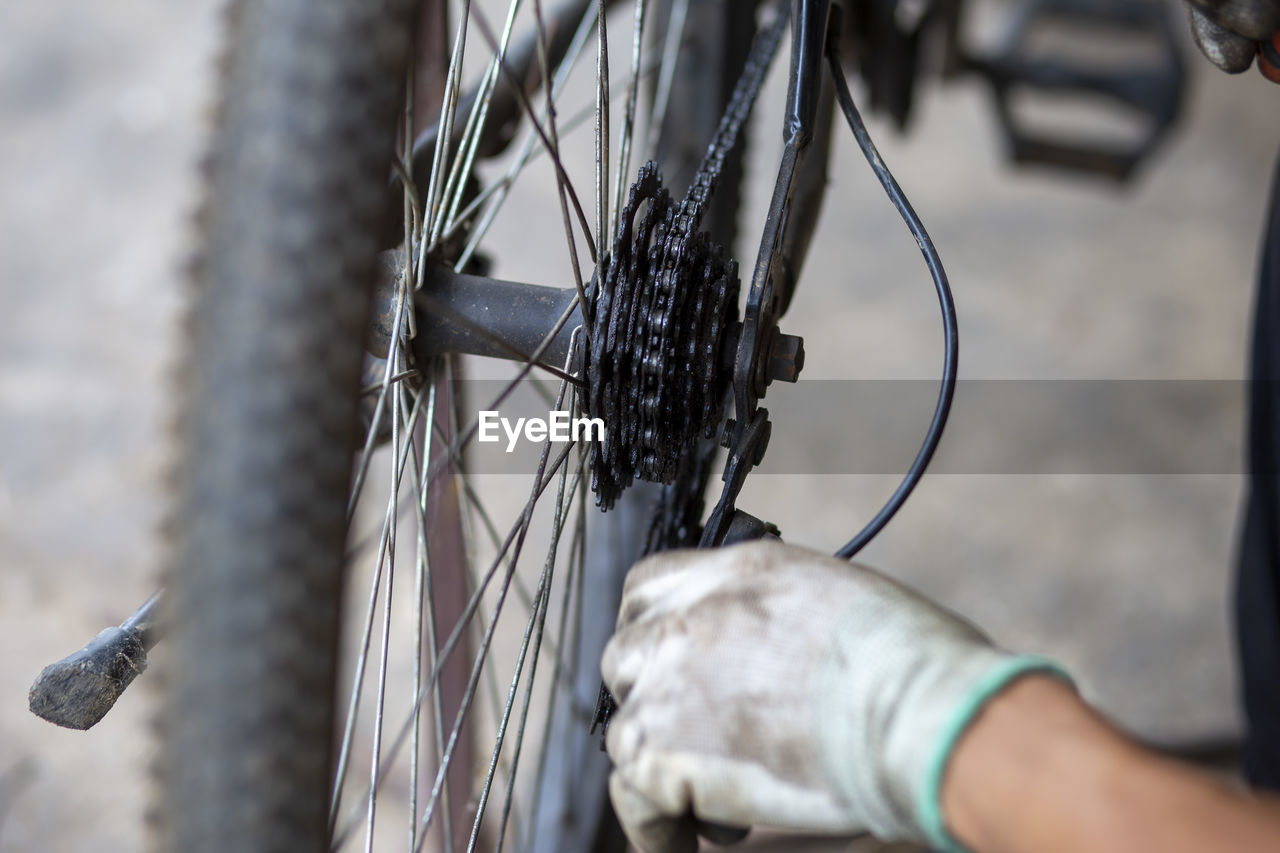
600;540;1070;853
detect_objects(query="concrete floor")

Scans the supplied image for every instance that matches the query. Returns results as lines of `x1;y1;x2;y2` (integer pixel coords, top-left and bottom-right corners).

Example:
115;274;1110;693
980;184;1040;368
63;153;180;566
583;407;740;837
2;0;1279;850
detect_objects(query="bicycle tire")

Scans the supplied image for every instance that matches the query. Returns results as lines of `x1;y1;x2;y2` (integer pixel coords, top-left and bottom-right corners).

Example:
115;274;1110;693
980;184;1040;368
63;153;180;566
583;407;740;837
156;0;419;849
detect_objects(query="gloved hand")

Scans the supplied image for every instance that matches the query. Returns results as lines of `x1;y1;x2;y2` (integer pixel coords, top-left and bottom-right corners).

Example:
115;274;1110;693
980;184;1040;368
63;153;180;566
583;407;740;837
600;541;1069;853
1182;0;1280;76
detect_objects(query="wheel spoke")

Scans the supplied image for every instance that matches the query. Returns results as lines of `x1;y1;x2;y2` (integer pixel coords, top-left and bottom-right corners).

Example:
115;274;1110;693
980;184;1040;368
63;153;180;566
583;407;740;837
612;0;646;238
520;463;588;852
469;459;581;853
334;2;698;849
464;3;599;275
333;439;577;850
414;291;584;493
438;9;673;265
432;0;526;250
594;0;611;266
330;388;428;830
363;375;409;853
646;0;688;156
423;1;474;241
464;342;583;851
348;280;413;520
529;0;594;353
409;435;576;850
361;368;421;397
494;435;589;853
407;378;442;853
438;58;660;252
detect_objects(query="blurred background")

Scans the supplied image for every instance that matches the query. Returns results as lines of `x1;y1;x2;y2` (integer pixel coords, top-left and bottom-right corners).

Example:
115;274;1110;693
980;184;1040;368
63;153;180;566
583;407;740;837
1;0;1277;850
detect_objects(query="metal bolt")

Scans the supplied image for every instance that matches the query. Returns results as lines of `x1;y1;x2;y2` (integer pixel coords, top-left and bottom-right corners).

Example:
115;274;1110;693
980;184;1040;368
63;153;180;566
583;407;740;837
766;333;805;383
720;419;737;449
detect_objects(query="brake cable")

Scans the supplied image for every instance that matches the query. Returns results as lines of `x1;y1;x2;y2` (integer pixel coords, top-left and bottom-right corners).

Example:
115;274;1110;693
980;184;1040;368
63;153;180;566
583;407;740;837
826;36;958;559
699;0;958;559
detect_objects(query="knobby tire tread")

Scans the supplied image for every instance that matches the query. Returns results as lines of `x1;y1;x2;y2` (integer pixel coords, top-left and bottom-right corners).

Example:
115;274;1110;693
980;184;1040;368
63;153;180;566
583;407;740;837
156;1;419;849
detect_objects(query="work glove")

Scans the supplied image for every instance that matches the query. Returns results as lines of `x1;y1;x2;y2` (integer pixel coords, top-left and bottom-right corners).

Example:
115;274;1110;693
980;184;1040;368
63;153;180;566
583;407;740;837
600;540;1069;853
1182;0;1280;78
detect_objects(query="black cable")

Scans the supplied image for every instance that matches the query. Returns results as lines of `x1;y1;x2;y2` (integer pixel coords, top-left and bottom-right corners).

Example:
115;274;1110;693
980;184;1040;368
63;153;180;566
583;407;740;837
827;49;959;560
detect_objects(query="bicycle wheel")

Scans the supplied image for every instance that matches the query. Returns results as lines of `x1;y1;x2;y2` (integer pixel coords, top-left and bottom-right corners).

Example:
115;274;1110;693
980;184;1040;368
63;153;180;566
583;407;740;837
158;0;764;850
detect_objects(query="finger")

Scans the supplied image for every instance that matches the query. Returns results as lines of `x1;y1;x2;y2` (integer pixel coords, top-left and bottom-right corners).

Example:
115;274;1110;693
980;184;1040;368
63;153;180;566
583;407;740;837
694;819;751;846
613;550;702;634
609;771;699;853
1187;4;1262;72
602;613;694;704
600;625;648;703
615;547;740;631
608;725;785;836
620;548;708;603
624;547;708;587
1187;0;1280;40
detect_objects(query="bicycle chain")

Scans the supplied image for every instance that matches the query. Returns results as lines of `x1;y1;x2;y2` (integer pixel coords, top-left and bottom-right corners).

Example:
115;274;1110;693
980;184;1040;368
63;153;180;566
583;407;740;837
586;8;787;741
585;8;785;510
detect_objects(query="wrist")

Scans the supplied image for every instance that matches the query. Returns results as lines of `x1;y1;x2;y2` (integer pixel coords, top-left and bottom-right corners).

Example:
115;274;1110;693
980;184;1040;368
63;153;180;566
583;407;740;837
916;656;1073;852
814;583;1071;847
941;673;1128;853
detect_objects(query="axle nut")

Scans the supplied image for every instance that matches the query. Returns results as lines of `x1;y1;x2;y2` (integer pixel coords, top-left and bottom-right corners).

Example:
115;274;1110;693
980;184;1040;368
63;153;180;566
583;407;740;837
766;333;805;383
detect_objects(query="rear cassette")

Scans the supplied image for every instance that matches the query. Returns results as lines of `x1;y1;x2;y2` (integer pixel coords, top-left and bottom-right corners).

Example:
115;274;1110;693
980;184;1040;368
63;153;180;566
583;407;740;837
585;162;739;509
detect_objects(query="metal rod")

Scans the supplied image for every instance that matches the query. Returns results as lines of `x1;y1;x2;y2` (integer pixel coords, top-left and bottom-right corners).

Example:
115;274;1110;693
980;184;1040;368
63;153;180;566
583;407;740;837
121;589;163;649
409;264;582;368
28;590;164;730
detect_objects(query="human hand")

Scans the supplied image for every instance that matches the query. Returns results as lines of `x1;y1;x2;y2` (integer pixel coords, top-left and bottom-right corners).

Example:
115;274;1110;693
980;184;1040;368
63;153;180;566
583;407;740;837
600;541;1069;853
1183;0;1280;79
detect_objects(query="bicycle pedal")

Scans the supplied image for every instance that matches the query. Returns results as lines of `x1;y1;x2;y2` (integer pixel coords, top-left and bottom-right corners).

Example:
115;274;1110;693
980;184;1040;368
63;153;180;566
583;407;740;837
970;0;1185;182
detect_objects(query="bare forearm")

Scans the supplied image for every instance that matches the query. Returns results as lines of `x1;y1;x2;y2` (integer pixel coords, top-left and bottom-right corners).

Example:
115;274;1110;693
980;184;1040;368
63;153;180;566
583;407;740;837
943;676;1280;853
